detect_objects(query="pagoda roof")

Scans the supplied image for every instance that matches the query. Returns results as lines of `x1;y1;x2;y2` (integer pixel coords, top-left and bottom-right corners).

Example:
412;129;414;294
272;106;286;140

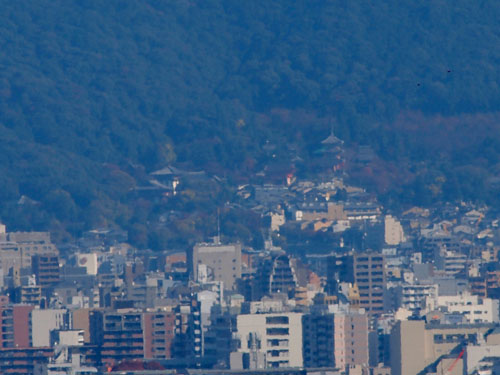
321;133;344;145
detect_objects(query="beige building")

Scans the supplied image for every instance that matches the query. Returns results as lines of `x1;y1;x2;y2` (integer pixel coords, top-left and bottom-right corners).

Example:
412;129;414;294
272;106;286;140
354;252;386;314
0;232;58;274
390;320;493;375
295;202;347;222
384;215;405;245
333;309;369;369
191;242;241;290
235;312;303;368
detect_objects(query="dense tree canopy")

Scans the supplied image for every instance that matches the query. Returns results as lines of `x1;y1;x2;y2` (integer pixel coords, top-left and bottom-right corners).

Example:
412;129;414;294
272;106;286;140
1;0;500;240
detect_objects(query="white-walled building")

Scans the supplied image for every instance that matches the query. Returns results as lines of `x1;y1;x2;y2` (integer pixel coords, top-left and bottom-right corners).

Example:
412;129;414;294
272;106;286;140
235;312;303;368
31;309;68;347
398;283;439;313
426;292;499;323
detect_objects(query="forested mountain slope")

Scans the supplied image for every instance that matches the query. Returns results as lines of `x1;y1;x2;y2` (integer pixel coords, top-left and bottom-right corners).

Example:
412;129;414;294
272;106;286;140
1;0;500;237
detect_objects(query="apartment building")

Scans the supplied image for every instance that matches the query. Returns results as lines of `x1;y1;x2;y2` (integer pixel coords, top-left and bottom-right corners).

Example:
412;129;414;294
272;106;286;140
354;252;386;314
397;283;438;314
101;311;144;365
143;310;176;359
302;311;335;367
32;253;60;289
235;312;303;368
333;308;369;369
0;299;33;349
0;231;58;274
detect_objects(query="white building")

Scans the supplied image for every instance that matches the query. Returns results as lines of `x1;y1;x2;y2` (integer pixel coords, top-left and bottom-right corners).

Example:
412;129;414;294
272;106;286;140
31;309;68;347
76;253;98;275
51;330;85;346
435;248;467;275
235;312;303;368
426;292;499;323
399;283;439;313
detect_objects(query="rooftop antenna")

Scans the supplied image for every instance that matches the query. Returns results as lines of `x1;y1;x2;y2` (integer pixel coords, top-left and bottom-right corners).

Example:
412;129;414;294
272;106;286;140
216;208;221;245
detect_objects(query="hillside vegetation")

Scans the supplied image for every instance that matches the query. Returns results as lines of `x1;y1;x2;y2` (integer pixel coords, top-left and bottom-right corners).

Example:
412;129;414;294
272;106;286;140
1;0;500;240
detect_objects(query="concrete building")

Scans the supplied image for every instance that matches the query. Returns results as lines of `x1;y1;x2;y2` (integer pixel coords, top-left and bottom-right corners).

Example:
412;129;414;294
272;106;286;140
0;347;53;374
191;242;242;290
101;311;144;365
143;309;176;359
426;292;500;323
255;253;300;299
76;253;98;275
50;329;85;346
235;312;303;368
0;231;58;274
435;248;467;275
0;301;34;348
31;309;69;347
302;311;335;367
390;320;493;375
397;283;438;314
384;215;405;245
326;253;354;295
32;253;60;289
354;252;386;314
172;299;202;362
332;308;369;370
302;305;369;370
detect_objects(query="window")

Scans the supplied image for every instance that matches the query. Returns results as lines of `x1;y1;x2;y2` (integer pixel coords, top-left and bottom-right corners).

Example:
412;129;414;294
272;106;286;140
267;328;289;335
266;316;289;324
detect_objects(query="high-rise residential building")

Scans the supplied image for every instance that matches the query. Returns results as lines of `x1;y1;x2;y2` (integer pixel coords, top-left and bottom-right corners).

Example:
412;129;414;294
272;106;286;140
0;347;53;374
172;299;202;362
101;311;144;365
332;308;369;369
397;283;438;314
303;304;369;370
255;253;299;299
235;312;303;368
0;299;34;349
143;310;176;359
354;252;386;314
190;242;241;290
32;254;60;289
302;310;335;367
326;253;354;295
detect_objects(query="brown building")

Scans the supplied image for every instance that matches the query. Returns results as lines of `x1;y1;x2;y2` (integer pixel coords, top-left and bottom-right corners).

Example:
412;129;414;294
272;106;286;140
143;310;176;359
101;311;144;366
0;301;34;349
0;347;53;374
72;308;94;344
354;252;386;314
16;285;42;306
32;253;60;289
